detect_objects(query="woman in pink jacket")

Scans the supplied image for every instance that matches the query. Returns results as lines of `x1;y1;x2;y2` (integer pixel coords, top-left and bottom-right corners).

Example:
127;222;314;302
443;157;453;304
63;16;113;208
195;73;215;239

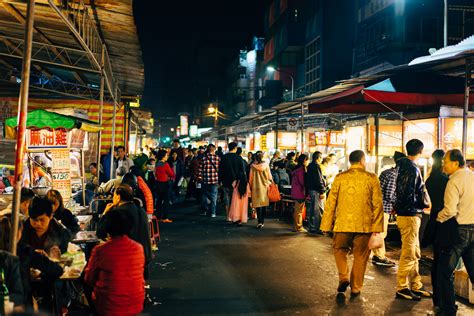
291;154;309;232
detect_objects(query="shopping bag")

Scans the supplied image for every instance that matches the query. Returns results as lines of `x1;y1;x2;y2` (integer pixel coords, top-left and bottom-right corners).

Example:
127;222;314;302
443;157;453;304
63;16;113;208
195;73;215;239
368;232;383;250
267;183;281;203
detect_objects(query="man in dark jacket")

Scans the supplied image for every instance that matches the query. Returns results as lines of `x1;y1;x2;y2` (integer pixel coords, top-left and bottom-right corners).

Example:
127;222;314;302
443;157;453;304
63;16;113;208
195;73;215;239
21;197;72;255
394;139;431;301
219;142;247;220
97;184;152;269
304;151;326;234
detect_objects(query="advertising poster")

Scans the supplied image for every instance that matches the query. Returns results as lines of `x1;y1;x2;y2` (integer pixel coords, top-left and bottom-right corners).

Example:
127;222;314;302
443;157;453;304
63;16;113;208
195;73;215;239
51;149;71;203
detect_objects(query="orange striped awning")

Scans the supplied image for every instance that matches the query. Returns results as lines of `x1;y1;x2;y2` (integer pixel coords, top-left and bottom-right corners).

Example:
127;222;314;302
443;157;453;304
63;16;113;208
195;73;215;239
0;98;125;154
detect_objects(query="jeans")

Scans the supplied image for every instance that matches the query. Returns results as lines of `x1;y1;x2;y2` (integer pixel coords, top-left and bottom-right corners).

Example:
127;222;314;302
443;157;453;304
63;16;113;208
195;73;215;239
201;183;218;216
437;225;474;315
307;190;323;232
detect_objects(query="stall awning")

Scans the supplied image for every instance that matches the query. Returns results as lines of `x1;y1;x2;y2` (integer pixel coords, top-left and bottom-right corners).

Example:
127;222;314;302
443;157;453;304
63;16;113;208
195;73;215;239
308;74;474;114
4;109;102;138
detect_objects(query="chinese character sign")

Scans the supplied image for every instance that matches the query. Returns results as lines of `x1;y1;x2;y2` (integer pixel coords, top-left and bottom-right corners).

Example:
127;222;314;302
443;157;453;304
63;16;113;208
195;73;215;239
51;149;71;203
27;129;68;148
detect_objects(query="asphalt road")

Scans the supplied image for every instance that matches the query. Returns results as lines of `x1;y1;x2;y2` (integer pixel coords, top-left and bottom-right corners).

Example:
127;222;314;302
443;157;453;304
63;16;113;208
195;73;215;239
143;202;473;316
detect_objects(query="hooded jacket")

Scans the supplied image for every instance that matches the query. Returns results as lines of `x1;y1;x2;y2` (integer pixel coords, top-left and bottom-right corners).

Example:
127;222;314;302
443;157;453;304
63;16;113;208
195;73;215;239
394;157;426;216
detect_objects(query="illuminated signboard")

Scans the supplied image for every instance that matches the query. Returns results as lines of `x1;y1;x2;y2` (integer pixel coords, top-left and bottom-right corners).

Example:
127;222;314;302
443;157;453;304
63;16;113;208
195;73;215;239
189;125;198;138
403;118;438;157
180;115;189;136
27;128;68;148
441;118;474;159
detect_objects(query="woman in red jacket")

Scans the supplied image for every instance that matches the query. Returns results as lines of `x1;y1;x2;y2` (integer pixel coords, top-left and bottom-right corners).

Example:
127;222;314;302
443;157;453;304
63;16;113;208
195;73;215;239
154;149;175;223
85;209;145;316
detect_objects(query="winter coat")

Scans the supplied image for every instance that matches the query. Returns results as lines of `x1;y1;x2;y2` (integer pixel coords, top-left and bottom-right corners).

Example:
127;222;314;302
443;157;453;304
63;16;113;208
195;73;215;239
97;202;152;266
0;250;24;307
85;235;145;316
17;242;63;308
291;166;306;200
273;169;290;186
394;157;427;216
21;217;72;254
321;166;384;233
219;152;247;189
422;169;449;248
305;162;326;194
249;162;272;208
54;206;79;234
137;176;154;214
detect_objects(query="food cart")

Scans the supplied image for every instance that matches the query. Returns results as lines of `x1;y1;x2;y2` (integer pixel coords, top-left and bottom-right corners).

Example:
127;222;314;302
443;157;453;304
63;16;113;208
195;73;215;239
4;109;101;205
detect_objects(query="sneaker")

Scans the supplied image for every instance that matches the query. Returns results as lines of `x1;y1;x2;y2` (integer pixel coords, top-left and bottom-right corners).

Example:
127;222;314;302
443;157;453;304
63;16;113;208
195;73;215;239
412;288;433;298
372;256;396;267
337;280;350;293
200;212;207;216
162;219;173;223
296;228;308;233
256;223;264;229
396;288;421;301
211;214;216;218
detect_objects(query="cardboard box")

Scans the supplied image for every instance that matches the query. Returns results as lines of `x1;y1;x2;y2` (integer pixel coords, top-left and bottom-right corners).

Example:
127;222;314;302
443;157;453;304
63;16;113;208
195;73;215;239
454;269;474;303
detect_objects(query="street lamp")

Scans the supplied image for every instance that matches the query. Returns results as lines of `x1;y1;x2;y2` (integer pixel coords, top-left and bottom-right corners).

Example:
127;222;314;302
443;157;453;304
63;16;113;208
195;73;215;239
267;66;294;101
208;104;218;127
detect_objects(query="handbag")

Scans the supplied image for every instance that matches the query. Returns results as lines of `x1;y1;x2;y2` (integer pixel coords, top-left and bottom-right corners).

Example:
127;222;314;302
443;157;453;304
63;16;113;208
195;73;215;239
267;183;281;203
368;232;384;250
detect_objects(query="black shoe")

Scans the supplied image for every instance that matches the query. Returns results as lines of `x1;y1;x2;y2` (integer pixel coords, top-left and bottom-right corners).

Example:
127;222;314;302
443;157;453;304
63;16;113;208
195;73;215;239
337;280;350;293
256;223;264;229
372;256;396;267
396;288;421;301
350;291;361;299
412;288;433;298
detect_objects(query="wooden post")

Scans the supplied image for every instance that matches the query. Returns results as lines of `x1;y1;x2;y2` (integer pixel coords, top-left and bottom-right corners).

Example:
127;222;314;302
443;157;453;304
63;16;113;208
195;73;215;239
275;110;279;150
462;60;471;157
10;0;35;255
375;115;380;174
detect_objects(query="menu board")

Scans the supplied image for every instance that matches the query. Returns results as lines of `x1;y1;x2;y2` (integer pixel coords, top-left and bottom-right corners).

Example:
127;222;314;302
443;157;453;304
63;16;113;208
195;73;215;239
328;131;345;146
440;118;474;159
51;149;71;203
314;131;328;145
345;126;364;154
403;119;438;157
278;132;297;150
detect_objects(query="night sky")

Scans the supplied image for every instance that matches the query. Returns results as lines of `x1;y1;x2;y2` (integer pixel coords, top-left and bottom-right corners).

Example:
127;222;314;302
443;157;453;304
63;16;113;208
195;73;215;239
133;1;265;118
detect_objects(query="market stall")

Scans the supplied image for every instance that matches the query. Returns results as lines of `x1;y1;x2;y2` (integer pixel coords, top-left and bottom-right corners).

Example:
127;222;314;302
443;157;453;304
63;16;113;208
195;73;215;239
4;109;101;205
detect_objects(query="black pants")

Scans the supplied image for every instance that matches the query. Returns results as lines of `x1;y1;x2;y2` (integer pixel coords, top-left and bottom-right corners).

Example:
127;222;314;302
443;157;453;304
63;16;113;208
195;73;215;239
257;207;266;224
155;181;170;219
437;225;474;315
431;247;440;307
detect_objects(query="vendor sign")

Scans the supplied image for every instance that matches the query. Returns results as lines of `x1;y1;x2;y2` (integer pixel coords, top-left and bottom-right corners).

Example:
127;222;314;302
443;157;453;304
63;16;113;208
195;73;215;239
51;149;72;203
27;128;68;149
328;131;345;147
369;125;403;156
403;119;437;157
441;118;474;159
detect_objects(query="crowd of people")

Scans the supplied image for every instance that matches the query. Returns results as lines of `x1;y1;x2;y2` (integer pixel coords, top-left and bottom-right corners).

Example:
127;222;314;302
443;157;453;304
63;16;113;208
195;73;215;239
1;137;473;315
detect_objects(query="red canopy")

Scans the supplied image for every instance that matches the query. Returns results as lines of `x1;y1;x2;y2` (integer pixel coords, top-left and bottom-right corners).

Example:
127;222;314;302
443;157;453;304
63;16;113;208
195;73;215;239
308;86;474;114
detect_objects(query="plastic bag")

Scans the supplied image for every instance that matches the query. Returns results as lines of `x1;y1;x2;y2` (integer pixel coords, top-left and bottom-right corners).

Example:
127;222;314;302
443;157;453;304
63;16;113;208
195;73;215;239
368;232;383;250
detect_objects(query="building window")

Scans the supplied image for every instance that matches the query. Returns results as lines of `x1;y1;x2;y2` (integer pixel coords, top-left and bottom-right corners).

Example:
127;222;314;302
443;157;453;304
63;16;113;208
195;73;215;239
305;37;321;95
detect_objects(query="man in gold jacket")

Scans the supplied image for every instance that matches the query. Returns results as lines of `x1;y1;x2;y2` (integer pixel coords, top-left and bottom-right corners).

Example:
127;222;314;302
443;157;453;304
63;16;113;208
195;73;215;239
321;150;384;297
